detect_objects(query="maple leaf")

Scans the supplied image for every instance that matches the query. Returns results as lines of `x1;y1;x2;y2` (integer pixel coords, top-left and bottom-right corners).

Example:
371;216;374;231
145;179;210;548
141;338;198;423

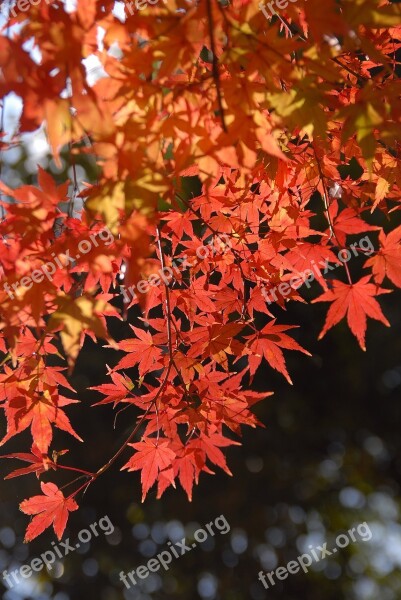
48;295;119;371
20;482;78;542
161;211;197;252
2;0;401;540
365;226;401;288
313;276;391;350
14;331;59;360
186;321;244;370
0;444;56;479
175;449;198;501
114;326;164;377
285;242;341;290
122;438;176;501
0;393;83;454
192;431;240;476
329;200;379;246
0;362;82;453
90;370;134;406
244;321;311;384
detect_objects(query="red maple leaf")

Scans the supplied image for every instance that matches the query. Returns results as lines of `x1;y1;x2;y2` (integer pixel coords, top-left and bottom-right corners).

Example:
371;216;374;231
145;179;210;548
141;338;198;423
175;449;198;501
365;225;401;288
329;200;379;246
20;481;78;542
0;443;56;479
122;438;176;501
244;320;311;384
313;276;391;350
90;370;134;406
193;431;240;475
114;326;164;377
0;393;82;454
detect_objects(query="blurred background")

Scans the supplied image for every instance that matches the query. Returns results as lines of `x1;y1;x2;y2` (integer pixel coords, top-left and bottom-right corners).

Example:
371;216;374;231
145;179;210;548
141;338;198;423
1;44;401;600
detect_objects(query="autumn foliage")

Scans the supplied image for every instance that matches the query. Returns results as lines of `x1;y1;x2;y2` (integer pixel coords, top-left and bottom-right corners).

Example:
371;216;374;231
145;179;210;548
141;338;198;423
0;0;401;541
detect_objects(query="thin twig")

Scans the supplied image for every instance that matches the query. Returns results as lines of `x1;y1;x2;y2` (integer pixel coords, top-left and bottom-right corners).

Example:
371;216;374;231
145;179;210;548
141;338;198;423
156;225;190;397
206;0;227;132
312;144;353;285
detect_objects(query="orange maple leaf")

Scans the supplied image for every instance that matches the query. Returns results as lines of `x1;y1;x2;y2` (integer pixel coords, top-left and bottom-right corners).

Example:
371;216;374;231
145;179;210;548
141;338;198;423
245;320;311;384
313;276;391;350
20;482;78;542
122;438;176;501
114;326;164;377
365;225;401;288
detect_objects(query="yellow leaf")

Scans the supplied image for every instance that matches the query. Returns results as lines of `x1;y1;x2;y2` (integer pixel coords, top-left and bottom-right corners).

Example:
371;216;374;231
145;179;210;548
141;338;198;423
48;296;117;371
86;182;125;233
267;88;327;139
44;100;72;167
